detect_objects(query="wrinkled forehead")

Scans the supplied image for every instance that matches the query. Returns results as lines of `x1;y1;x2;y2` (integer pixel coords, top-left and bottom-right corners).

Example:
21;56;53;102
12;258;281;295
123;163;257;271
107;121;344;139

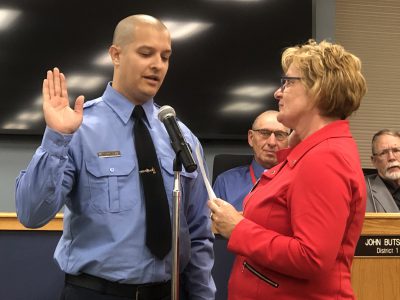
375;134;400;150
254;116;289;132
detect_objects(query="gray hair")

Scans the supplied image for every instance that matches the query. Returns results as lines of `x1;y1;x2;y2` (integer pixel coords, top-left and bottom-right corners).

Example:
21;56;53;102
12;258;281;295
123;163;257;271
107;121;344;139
371;129;400;154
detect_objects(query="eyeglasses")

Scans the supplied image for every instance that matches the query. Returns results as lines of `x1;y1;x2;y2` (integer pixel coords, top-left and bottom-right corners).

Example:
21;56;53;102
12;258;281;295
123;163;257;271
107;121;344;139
280;76;303;92
251;129;289;141
373;147;400;159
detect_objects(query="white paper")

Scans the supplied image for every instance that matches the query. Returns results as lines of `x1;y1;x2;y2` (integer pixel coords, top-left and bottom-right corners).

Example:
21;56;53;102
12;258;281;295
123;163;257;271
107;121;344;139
195;144;217;199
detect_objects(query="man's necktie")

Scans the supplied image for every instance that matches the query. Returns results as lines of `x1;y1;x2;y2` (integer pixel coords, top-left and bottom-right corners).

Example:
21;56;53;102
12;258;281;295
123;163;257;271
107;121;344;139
133;105;172;259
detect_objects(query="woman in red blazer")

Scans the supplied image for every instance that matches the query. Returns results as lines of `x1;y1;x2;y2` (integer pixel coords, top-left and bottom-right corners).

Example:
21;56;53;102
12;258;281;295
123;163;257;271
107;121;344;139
209;39;367;300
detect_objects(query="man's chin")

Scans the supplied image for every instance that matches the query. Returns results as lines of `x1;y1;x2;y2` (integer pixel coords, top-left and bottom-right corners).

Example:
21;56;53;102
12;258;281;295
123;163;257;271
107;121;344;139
135;91;157;103
383;170;400;181
260;158;278;169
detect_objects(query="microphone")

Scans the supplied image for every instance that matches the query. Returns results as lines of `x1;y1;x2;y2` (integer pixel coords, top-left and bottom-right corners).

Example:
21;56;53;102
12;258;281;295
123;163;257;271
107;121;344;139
158;105;197;173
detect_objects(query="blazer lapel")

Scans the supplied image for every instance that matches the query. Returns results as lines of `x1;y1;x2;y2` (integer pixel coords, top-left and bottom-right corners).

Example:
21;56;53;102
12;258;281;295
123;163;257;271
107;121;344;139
370;175;400;212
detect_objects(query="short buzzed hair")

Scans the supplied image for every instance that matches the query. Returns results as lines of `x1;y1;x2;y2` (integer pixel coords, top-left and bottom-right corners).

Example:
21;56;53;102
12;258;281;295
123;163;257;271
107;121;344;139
112;14;168;47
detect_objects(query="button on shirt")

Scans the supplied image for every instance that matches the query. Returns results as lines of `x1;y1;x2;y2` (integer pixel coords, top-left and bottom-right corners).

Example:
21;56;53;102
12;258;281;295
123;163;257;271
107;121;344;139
15;83;215;299
213;159;265;210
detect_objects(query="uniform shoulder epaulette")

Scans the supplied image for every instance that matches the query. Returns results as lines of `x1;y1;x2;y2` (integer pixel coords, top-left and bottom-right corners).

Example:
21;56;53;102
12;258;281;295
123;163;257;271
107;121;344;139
83;98;102;109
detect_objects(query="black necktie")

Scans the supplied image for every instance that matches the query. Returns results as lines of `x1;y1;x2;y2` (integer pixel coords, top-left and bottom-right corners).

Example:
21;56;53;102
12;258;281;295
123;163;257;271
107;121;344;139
133;105;172;259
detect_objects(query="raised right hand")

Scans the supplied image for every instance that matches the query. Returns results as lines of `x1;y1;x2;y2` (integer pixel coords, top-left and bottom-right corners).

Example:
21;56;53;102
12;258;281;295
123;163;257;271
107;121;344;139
42;67;84;134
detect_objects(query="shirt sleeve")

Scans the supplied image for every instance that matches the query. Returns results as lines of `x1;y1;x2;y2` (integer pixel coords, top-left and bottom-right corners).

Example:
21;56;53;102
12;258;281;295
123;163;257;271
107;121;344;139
213;174;227;200
181;139;216;299
228;149;355;279
15;127;75;228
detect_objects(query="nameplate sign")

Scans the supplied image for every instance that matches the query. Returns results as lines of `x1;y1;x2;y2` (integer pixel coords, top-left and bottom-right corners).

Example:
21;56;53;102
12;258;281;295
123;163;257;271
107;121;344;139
355;235;400;257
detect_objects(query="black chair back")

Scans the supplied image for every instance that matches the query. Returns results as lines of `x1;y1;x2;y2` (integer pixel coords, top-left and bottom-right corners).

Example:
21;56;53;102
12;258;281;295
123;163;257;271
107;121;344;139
363;168;377;176
212;154;253;185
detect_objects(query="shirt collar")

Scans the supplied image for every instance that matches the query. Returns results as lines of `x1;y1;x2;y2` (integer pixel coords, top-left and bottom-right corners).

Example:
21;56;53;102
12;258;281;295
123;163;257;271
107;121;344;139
251;159;266;179
285;120;352;168
139;100;156;128
101;82;155;128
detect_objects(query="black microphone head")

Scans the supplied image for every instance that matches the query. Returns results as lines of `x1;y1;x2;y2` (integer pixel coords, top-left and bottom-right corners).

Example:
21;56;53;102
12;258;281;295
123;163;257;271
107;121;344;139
158;105;176;122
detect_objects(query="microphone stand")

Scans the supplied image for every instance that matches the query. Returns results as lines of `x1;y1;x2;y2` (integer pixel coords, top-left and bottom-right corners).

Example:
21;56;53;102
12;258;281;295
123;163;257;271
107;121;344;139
171;155;182;300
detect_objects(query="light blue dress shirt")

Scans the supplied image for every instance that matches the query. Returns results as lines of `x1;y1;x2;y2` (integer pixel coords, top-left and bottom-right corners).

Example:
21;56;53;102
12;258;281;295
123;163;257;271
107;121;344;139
213;159;264;210
15;83;215;299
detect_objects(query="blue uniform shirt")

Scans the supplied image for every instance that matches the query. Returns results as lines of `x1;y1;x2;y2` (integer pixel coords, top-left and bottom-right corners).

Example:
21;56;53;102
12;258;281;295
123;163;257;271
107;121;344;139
213;159;264;210
16;83;216;299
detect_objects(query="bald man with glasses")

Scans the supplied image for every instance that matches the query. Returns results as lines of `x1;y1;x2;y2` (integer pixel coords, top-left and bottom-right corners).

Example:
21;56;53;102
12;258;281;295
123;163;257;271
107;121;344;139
213;110;290;211
366;129;400;212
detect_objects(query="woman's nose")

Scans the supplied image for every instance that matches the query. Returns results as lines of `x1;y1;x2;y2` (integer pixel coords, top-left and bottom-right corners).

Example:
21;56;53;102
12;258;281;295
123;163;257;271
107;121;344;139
274;87;282;100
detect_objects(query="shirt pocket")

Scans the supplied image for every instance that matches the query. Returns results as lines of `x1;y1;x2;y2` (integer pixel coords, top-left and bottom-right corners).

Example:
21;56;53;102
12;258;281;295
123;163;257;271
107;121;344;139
85;157;136;213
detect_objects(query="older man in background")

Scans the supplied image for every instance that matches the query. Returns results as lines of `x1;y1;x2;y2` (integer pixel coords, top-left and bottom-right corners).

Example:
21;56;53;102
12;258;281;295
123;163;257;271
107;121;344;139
366;129;400;212
213;110;290;211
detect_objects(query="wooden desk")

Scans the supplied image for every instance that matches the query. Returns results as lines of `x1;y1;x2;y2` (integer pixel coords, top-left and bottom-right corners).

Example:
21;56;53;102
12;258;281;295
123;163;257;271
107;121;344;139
0;212;63;231
2;212;400;299
352;213;400;300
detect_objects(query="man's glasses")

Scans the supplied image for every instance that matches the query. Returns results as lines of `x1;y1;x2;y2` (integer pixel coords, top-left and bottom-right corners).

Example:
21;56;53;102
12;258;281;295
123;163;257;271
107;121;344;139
373;147;400;159
251;129;289;141
280;76;303;92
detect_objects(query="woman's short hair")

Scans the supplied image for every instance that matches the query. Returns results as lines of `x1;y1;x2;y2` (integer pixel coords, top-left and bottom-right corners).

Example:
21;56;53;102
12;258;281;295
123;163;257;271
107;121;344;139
281;39;367;119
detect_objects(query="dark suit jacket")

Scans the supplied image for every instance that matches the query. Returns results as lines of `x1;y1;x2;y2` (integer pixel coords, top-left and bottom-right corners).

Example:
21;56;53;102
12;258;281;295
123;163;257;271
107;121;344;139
365;174;400;212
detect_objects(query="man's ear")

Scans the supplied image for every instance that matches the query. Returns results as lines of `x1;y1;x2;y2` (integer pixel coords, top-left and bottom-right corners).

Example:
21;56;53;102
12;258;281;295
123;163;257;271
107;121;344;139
109;45;121;66
371;155;377;167
248;130;254;147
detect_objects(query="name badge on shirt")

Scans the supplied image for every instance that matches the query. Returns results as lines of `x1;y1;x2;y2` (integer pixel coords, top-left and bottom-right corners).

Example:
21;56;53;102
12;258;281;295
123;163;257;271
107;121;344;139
97;151;121;158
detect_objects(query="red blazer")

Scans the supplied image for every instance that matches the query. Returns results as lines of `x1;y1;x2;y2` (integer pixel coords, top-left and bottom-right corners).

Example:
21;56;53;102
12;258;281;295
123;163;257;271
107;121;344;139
227;120;366;300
